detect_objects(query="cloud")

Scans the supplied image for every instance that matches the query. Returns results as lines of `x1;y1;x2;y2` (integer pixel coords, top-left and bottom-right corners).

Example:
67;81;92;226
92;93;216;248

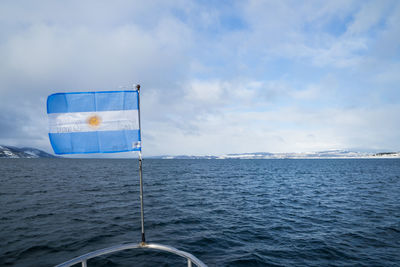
345;0;389;36
0;1;193;152
144;103;400;155
1;0;400;156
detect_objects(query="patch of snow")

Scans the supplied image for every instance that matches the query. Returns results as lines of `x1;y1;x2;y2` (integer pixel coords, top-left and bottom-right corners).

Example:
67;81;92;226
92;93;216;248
24;151;39;158
4;150;19;158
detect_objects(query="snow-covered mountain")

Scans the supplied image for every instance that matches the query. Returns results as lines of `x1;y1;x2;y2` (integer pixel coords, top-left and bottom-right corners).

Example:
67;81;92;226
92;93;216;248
1;146;398;159
0;145;57;158
154;150;400;159
217;150;372;159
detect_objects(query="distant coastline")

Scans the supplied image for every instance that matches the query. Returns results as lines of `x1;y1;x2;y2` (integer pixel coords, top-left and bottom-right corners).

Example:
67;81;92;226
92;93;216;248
0;145;58;158
149;150;400;159
1;145;399;159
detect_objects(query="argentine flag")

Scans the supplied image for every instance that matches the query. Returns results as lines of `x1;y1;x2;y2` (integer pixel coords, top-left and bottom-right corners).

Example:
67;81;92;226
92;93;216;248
47;90;141;154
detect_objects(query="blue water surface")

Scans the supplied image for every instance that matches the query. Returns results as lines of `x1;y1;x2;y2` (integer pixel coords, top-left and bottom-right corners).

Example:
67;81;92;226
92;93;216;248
0;159;399;266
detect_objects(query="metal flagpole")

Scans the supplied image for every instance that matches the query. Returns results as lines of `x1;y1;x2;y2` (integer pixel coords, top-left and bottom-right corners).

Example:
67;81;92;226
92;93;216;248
136;84;146;244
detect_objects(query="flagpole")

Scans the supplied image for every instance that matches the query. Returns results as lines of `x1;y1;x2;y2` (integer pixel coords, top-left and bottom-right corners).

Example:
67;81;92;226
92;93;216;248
136;84;146;244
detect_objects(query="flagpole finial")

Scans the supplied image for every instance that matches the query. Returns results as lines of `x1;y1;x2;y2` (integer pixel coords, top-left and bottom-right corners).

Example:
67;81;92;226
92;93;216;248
136;84;141;91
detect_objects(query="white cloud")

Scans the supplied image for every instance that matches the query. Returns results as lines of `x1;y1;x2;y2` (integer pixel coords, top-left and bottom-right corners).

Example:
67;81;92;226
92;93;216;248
345;0;388;36
184;80;227;104
1;0;400;156
144;103;400;155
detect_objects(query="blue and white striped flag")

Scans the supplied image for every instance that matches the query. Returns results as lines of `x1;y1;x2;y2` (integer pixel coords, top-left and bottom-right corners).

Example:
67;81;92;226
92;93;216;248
47;90;141;154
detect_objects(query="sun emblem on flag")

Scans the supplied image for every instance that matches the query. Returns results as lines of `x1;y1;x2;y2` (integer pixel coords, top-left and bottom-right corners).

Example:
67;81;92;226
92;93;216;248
87;115;101;128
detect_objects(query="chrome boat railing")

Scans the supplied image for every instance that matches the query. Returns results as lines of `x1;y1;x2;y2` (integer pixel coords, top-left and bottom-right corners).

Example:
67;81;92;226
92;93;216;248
55;242;207;267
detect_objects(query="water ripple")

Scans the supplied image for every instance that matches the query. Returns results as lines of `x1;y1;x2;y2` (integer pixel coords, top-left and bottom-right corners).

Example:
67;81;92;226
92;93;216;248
0;159;400;266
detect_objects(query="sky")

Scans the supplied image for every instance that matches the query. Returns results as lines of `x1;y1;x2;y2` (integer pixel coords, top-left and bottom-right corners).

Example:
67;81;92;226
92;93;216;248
0;0;399;157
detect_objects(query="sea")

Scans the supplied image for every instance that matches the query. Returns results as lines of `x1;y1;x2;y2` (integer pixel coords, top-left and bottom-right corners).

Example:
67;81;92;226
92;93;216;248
1;158;399;266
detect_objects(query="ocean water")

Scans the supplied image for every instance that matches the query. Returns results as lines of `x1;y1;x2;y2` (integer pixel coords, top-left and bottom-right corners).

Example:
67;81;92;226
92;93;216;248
1;158;400;266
